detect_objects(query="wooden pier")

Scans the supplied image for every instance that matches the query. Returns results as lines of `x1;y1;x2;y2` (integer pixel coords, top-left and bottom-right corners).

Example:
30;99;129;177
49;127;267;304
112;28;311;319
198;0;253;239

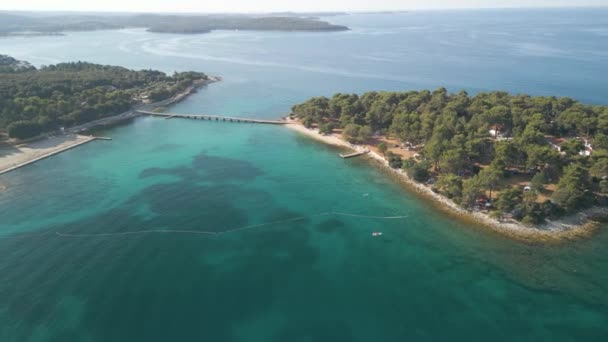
137;110;287;125
339;149;369;159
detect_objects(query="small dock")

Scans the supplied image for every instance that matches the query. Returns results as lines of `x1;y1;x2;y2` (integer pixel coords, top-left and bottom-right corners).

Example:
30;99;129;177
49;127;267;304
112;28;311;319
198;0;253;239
137;110;287;125
340;149;369;159
0;136;111;175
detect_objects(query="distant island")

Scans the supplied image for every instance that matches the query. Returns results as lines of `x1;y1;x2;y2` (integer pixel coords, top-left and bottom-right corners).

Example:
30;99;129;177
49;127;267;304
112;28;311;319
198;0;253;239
0;12;349;35
289;89;608;239
269;11;348;17
144;16;348;34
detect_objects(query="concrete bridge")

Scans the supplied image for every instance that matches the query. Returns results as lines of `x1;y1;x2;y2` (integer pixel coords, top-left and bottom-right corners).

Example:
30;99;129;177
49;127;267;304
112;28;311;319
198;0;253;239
137;110;287;125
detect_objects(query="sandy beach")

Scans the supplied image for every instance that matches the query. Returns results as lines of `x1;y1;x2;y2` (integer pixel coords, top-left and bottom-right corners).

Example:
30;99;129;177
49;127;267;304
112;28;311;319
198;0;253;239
0;134;97;175
285;121;603;243
0;76;221;177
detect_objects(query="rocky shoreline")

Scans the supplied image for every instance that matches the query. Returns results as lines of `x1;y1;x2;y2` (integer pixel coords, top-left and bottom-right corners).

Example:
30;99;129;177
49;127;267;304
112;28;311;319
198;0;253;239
285;121;605;243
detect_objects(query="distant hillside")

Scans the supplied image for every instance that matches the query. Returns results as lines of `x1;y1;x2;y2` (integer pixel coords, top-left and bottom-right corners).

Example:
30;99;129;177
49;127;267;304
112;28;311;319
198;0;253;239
0;12;349;35
0;55;35;73
32;21;123;32
267;11;348;17
145;16;348;34
0;13;43;33
0;13;122;34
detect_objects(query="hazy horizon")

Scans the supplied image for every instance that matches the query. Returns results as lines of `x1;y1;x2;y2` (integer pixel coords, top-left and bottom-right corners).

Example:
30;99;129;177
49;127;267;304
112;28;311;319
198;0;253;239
1;0;607;14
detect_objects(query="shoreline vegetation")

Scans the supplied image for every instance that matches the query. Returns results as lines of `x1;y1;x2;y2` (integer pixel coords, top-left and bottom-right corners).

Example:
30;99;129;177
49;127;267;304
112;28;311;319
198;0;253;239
0;55;219;175
289;89;608;242
0;55;212;140
285;119;606;243
2;56;606;244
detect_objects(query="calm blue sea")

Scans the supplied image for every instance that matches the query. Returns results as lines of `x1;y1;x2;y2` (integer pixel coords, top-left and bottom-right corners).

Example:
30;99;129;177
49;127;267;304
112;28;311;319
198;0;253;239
1;8;608;342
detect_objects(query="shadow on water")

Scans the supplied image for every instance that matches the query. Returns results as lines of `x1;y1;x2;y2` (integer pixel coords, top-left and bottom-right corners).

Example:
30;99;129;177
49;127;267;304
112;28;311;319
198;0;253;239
315;218;345;233
2;115;608;341
139;151;263;182
0;152;331;341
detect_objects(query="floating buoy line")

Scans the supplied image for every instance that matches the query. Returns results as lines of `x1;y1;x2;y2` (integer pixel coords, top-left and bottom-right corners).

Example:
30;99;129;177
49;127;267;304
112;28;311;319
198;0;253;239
0;211;408;239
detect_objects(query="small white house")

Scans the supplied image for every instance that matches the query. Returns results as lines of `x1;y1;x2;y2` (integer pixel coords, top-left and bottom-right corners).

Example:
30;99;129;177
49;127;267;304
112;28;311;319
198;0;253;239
488;124;504;138
546;137;566;153
579;139;593;156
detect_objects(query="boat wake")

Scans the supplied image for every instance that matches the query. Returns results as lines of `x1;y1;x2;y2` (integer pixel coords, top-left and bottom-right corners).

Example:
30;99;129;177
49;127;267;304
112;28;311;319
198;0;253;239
51;212;408;238
0;212;407;239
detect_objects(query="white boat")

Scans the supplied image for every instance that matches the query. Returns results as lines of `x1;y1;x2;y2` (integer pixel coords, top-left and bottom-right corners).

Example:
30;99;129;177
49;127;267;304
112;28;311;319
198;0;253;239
372;232;382;237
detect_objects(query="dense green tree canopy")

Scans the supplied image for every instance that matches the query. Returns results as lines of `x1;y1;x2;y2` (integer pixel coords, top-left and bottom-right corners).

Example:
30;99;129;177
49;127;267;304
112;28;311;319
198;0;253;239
552;163;592;213
293;89;608;224
0;57;207;139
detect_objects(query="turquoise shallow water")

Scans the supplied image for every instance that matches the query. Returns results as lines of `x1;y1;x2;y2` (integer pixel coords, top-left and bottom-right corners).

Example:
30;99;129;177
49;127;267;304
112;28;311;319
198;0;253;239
1;9;608;341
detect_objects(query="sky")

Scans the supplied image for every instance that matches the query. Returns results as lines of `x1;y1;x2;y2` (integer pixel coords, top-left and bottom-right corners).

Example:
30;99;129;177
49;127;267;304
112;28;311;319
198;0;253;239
2;0;607;13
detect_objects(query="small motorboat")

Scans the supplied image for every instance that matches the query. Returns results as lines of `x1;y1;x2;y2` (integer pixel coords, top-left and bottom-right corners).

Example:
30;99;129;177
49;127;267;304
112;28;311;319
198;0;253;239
372;232;383;237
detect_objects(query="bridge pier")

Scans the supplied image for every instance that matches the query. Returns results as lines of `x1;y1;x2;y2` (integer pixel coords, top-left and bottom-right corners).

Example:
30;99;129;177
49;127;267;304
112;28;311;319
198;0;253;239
136;110;287;125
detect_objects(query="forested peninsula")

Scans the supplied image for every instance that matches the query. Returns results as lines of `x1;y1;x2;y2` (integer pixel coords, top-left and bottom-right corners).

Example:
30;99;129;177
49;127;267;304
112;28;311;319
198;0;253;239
291;89;608;228
0;55;208;139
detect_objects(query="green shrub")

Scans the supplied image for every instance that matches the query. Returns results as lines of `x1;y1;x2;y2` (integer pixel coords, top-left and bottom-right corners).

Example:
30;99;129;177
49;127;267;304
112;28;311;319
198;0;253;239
7;121;43;139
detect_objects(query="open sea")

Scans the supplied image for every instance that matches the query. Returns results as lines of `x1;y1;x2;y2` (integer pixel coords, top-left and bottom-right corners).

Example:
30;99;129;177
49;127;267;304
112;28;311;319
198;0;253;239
1;8;608;341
